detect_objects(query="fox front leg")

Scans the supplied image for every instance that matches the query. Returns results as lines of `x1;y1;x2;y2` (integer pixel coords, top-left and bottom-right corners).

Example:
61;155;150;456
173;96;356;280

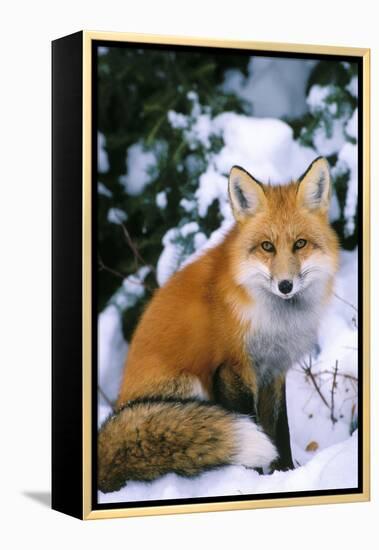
213;362;259;421
213;364;258;422
257;375;294;471
213;362;277;473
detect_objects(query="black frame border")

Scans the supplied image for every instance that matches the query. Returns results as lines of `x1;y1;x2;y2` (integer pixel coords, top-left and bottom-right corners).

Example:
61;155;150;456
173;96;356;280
52;31;84;519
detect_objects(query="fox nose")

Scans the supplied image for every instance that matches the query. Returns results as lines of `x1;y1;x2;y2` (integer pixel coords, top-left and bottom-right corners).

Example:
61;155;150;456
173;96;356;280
278;279;293;295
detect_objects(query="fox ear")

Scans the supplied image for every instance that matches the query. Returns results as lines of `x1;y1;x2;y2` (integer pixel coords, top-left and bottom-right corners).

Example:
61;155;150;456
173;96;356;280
228;166;266;222
297;157;331;213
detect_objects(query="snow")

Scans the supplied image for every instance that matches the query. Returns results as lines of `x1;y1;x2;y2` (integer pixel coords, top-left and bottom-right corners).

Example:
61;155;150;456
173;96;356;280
169;99;316;187
221;69;246;98
307;84;331;112
346;108;358;140
303;80;358;235
119;141;158;196
212;113;316;183
347;76;358;98
329;192;341;222
307;84;358;157
98;433;358;503
98;182;112;198
156;228;183;286
193;232;207;250
167;110;188;130
287;251;358;457
184;219;235;269
98;46;109;56
180;197;196;212
108;266;151;311
195;165;229;218
97;267;151;420
222;57;316;119
312;118;347;156
180;221;199;238
156;190;168;209
98;305;127;422
98;132;109;173
334;142;358;236
168;92;214;149
107;207;127;224
189;113;213;148
121;267;150;306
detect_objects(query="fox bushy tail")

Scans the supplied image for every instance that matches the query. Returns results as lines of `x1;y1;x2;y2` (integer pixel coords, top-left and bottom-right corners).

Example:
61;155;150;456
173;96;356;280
98;398;277;493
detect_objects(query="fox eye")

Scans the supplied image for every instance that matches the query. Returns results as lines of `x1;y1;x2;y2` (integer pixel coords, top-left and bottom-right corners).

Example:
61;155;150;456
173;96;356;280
294;239;307;250
261;241;275;253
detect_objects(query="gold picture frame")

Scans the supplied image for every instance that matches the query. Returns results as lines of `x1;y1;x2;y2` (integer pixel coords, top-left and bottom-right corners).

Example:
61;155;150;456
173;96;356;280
52;30;370;520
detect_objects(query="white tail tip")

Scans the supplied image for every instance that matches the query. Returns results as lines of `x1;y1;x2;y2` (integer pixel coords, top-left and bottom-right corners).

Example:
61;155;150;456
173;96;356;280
233;417;278;468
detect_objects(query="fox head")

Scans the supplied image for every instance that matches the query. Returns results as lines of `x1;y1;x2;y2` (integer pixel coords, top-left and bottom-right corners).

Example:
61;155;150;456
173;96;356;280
228;157;339;302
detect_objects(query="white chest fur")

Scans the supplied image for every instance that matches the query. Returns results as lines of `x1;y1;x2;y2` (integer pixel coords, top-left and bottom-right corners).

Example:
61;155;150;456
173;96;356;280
243;289;324;381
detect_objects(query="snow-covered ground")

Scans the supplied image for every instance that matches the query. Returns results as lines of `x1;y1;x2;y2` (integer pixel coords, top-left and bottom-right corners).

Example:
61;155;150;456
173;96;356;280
99;433;357;504
97;58;358;504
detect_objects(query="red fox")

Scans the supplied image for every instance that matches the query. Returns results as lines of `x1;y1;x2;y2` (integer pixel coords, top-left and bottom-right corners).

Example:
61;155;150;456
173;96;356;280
98;156;339;493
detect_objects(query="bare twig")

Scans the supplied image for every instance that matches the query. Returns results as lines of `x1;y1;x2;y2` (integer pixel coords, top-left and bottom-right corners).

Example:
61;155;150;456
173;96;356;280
319;369;358;383
119;220;157;276
332;292;358;328
301;355;330;409
299;355;358;428
98;385;116;413
98;254;127;279
330;360;339;424
351;403;357;433
98;254;155;293
125;276;155;293
110;211;157;280
333;292;358;313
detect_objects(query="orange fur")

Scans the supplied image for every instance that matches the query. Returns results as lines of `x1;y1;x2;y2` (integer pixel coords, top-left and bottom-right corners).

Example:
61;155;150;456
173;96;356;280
117;228;252;405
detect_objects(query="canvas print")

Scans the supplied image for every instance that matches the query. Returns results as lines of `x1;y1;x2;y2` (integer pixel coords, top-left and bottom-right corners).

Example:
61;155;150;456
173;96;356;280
95;43;360;506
